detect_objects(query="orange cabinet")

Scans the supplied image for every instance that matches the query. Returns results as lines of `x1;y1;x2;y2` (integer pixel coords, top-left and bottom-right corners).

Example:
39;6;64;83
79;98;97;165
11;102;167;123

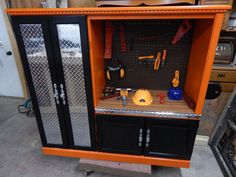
6;5;230;168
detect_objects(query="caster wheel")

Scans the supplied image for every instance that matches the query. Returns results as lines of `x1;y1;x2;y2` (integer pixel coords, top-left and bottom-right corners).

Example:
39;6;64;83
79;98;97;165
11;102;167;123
83;171;88;176
83;170;92;176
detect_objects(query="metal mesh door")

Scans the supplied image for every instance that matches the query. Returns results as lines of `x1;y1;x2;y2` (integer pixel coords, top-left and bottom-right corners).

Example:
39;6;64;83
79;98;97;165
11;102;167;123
20;24;62;145
57;24;91;147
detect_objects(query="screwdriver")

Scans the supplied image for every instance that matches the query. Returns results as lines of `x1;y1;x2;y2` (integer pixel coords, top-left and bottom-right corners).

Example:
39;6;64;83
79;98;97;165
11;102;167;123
162;50;167;68
138;55;154;60
154;52;161;71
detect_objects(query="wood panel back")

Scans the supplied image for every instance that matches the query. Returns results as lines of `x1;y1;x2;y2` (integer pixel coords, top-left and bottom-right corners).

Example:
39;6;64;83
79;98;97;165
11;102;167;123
68;0;96;7
22;0;32;8
9;0;17;8
16;0;24;8
31;0;42;8
96;0;195;6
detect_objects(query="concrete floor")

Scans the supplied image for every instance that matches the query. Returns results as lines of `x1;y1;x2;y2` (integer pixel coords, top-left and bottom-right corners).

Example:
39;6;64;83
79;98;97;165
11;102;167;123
0;97;223;177
198;93;230;136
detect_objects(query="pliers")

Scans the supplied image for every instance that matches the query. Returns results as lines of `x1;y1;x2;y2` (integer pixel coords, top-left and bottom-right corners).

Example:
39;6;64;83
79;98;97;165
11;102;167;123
154;52;161;71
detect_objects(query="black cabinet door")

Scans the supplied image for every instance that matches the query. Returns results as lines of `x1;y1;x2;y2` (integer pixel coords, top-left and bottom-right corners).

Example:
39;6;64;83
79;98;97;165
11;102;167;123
48;16;96;150
96;115;145;155
11;16;96;150
11;16;69;148
145;118;199;160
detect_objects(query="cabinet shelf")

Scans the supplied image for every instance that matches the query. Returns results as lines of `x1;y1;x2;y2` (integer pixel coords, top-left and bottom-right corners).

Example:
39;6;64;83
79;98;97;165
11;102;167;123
96;90;196;118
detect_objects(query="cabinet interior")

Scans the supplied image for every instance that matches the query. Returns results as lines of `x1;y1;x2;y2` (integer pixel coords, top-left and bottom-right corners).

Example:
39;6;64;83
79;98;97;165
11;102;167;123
88;18;215;115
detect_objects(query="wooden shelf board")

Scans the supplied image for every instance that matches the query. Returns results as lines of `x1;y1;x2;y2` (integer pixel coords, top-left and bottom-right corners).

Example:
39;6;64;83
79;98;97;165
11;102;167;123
96;90;194;115
212;65;236;71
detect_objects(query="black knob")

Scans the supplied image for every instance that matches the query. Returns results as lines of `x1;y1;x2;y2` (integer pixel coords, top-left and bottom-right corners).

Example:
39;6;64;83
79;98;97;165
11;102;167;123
6;51;12;56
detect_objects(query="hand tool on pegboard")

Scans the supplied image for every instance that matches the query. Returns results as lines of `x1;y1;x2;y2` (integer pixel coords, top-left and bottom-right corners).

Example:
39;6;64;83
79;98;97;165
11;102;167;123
172;70;180;88
138;55;154;61
172;20;192;45
161;50;167;68
154;52;161;71
119;24;127;53
137;55;154;60
137;55;155;68
104;21;115;59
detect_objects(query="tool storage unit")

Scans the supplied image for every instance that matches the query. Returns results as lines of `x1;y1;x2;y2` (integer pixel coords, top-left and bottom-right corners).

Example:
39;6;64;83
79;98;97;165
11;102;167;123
6;5;230;168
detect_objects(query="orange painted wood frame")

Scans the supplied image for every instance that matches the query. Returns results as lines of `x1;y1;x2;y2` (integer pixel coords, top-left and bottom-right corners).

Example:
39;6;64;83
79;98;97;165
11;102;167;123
6;5;230;16
7;5;230;168
184;13;225;114
42;147;190;168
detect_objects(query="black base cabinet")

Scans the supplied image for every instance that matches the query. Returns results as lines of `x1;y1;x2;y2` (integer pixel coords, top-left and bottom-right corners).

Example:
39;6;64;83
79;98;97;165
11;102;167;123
96;114;145;155
145;118;199;160
96;114;199;160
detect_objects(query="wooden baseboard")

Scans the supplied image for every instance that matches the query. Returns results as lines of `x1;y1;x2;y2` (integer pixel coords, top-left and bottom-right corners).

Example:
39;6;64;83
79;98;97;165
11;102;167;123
42;147;190;168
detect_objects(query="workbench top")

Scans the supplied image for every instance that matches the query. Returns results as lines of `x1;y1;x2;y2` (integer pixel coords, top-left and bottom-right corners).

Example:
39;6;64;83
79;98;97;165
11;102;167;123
96;90;197;118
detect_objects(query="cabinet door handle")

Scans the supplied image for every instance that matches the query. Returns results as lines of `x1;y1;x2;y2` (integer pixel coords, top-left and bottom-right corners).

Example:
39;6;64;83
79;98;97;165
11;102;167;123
138;128;143;147
146;129;150;147
60;84;66;105
53;83;59;105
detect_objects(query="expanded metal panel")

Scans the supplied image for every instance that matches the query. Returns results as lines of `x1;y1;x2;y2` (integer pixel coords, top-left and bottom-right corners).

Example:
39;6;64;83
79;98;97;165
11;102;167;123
57;24;91;147
20;24;63;145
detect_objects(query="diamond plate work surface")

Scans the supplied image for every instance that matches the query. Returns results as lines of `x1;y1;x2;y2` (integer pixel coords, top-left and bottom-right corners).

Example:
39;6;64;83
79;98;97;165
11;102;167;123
20;24;62;145
57;24;91;147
